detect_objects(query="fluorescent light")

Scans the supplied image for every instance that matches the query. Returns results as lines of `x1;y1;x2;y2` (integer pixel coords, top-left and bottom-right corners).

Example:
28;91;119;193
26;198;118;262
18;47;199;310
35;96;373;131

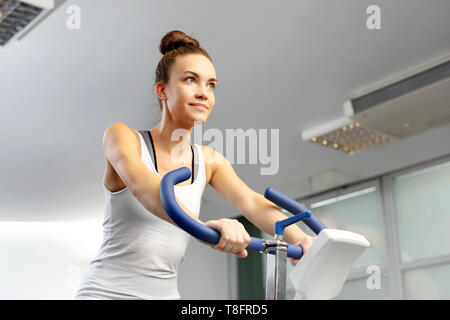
20;0;54;9
310;187;376;209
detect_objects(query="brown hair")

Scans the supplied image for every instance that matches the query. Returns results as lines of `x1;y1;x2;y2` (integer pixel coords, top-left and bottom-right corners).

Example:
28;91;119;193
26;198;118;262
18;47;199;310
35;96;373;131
154;30;213;111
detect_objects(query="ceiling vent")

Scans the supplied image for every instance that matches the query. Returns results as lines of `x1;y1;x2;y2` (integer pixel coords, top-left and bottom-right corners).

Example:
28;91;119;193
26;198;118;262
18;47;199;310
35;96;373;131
0;0;65;47
302;56;450;154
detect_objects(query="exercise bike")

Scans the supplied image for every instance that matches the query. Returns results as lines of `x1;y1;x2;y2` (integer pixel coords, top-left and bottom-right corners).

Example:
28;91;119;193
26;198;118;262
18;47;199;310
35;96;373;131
160;167;370;300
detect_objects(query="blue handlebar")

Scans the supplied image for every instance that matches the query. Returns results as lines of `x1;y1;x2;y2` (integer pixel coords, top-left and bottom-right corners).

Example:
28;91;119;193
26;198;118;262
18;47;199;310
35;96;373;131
274;210;312;236
160;167;268;251
264;187;327;235
160;167;325;260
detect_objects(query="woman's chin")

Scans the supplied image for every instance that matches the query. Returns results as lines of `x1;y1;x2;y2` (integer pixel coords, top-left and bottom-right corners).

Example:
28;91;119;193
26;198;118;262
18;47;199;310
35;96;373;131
192;118;206;125
191;114;208;124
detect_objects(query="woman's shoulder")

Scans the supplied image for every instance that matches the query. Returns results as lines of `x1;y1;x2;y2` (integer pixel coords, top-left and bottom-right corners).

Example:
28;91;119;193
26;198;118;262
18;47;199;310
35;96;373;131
199;145;218;157
104;122;141;153
105;121;139;137
198;145;218;185
198;145;229;166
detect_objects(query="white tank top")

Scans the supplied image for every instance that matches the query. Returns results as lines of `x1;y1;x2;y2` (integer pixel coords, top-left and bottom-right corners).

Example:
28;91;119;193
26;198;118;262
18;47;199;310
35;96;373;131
76;129;206;299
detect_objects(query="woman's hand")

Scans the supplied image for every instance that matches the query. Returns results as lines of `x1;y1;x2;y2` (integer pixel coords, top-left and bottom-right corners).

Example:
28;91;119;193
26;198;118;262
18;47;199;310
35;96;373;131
204;219;251;258
289;235;317;266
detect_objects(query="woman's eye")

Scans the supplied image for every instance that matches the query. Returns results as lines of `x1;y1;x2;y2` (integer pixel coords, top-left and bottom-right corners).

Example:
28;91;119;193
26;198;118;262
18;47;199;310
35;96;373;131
185;77;215;89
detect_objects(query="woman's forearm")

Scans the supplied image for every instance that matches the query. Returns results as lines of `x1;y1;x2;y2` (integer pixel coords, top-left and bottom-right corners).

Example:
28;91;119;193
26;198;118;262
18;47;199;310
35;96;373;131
243;192;309;245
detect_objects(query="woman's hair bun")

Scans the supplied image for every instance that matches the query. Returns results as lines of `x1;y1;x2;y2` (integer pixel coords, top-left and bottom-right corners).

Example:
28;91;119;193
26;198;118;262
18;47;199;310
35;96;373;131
159;30;200;55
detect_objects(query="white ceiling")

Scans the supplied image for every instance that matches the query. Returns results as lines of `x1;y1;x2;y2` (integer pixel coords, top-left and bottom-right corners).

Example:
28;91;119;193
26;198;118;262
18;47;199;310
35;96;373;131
1;0;450;222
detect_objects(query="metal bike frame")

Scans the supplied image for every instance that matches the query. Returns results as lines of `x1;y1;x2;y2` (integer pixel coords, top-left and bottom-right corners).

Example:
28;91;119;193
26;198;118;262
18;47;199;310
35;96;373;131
263;235;289;300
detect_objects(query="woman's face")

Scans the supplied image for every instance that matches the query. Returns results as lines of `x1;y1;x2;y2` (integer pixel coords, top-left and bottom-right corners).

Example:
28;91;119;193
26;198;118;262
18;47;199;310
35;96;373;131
158;54;217;125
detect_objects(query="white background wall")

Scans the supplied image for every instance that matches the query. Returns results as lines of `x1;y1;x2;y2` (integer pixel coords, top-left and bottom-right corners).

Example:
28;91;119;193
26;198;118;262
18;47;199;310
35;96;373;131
0;220;102;299
0;219;236;299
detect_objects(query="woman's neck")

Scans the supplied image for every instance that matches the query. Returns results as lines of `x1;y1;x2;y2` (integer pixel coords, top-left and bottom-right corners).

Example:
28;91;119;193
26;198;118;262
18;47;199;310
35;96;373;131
150;123;193;159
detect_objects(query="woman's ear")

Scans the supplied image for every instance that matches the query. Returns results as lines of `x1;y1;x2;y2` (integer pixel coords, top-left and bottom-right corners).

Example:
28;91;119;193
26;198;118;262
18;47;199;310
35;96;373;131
155;82;167;101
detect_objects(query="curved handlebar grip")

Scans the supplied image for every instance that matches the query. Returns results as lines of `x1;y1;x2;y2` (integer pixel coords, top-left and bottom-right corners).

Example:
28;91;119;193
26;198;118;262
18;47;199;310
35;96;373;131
264;187;327;235
160;167;220;244
160;167;304;259
303;215;328;236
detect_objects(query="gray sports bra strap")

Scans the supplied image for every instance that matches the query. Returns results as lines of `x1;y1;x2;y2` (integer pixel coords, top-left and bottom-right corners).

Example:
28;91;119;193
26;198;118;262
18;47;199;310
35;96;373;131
139;129;155;169
138;130;197;184
192;143;199;183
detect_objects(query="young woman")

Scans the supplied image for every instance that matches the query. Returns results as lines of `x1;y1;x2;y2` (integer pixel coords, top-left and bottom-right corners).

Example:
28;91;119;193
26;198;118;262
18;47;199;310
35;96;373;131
76;30;315;300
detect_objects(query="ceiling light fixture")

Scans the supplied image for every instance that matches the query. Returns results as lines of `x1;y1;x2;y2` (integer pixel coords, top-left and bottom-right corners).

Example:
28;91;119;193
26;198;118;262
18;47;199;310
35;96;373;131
0;0;65;47
302;56;450;154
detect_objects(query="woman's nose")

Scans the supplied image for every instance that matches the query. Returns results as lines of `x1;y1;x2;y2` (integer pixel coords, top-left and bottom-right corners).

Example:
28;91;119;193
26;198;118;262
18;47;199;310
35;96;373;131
195;85;209;100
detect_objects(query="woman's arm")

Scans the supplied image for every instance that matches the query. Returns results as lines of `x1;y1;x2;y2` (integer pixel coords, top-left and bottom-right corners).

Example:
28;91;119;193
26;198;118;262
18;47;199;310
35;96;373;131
103;122;204;227
207;148;313;252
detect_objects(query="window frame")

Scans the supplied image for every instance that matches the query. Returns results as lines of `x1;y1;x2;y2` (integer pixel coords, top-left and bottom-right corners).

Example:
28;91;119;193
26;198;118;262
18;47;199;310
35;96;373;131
383;154;450;299
297;154;450;299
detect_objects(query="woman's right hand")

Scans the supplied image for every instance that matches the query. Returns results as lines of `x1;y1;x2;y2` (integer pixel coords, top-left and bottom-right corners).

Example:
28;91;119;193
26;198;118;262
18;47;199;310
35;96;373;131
204;218;251;258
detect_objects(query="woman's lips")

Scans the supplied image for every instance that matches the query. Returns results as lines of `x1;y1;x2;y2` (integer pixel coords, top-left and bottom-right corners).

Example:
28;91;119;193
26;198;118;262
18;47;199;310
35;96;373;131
189;103;208;111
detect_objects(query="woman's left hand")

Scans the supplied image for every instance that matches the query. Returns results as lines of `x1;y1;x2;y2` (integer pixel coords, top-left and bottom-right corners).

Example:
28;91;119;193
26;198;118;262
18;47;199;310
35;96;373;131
204;218;251;258
289;235;317;266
